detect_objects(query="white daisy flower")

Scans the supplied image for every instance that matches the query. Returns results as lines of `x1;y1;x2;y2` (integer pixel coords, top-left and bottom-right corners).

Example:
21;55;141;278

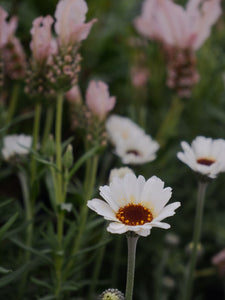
177;136;225;179
115;131;159;165
87;173;180;237
106;114;145;145
2;134;32;161
106;114;159;165
109;167;134;183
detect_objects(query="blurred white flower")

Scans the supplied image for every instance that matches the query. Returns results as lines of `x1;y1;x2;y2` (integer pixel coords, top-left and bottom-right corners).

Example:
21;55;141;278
109;167;134;183
177;136;225;179
2;134;32;161
87;173;180;237
106;115;159;165
115;131;159;165
106;115;145;145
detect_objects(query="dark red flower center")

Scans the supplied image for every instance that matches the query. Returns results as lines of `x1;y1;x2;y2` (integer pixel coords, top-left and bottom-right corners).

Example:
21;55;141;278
197;157;215;166
126;150;140;156
116;203;153;226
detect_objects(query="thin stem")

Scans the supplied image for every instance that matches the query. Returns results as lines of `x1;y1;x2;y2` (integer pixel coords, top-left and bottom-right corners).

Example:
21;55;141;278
125;232;139;300
6;84;20;124
54;92;64;300
30;102;42;193
182;181;208;300
156;96;184;146
87;230;108;300
55;92;64;206
17;169;32;297
42;105;54;150
65;154;99;275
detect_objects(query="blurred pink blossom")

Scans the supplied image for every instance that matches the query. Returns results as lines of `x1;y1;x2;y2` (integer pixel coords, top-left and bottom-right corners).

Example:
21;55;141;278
54;0;97;48
0;7;9;48
85;80;116;120
212;248;225;276
134;0;221;50
134;0;221;97
0;6;26;79
66;85;82;104
30;16;57;65
130;66;150;88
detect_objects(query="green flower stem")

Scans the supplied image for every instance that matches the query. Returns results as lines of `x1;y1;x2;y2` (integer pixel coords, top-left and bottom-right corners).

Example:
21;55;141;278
155;248;170;300
125;232;139;300
30;102;42;194
17;169;32;297
54;92;64;299
182;181;208;300
156;96;184;146
42;105;54;150
87;230;108;300
65;154;99;275
6;83;20;124
55;92;64;206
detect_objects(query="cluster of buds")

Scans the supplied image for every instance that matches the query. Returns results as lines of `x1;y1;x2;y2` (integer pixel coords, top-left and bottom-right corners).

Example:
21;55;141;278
0;7;26;90
165;47;199;98
25;0;96;100
46;46;81;93
66;80;116;148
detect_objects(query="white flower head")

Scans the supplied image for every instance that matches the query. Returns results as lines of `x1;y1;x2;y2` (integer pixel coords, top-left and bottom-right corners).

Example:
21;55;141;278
87;173;180;237
177;136;225;179
2;134;32;161
115;131;159;165
106;114;145;145
106;114;159;165
109;167;134;183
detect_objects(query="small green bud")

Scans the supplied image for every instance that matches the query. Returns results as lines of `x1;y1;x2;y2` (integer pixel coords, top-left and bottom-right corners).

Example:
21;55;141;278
43;134;55;157
63;144;73;169
99;288;124;300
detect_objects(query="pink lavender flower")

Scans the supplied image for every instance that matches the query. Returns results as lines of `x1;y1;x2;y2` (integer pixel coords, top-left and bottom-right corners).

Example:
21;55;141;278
0;7;9;48
134;0;222;97
0;6;26;80
54;0;97;48
134;0;221;51
85;80;116;120
30;16;57;65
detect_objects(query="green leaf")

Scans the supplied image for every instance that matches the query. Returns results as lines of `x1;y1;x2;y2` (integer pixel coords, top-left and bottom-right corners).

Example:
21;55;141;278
0;212;19;240
68;145;100;179
36;295;55;300
0;267;12;274
0;198;14;209
0;261;37;287
31;277;52;290
9;237;52;263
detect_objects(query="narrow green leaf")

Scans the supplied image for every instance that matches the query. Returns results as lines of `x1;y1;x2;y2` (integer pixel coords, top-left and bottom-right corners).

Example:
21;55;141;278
0;212;19;240
0;267;12;274
9;237;52;263
0;198;14;209
69;145;100;179
36;295;55;300
0;261;36;287
31;277;51;289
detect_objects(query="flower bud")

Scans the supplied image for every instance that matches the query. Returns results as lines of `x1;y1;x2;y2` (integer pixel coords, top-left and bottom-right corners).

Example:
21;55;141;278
43;134;55;157
99;288;124;300
63;144;74;169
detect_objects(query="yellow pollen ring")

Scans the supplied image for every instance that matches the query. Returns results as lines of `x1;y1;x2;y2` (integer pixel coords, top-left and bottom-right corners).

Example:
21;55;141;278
116;203;153;226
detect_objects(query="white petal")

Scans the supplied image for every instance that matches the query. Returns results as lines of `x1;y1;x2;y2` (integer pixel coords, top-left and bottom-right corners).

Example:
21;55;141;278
87;199;117;221
107;222;128;234
154;202;181;222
